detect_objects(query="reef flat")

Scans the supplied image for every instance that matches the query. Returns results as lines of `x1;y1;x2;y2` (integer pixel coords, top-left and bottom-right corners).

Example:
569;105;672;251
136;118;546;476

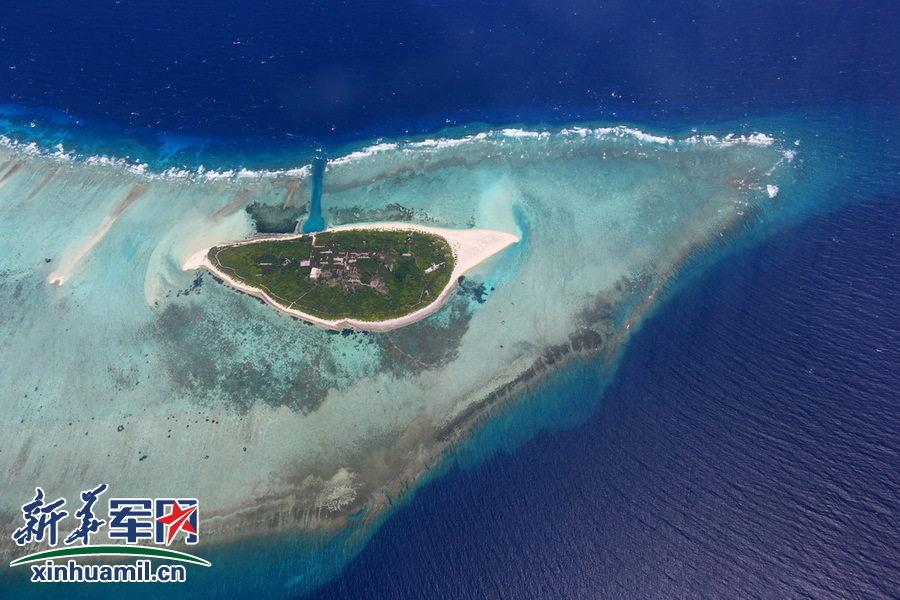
0;123;797;559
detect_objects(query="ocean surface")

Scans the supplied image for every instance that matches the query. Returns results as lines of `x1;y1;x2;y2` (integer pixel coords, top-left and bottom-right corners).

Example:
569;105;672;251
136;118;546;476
0;1;898;598
313;193;900;599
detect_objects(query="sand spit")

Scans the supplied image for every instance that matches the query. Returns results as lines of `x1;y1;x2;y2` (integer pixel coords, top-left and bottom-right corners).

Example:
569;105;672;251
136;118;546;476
212;188;252;219
48;183;147;286
182;222;520;332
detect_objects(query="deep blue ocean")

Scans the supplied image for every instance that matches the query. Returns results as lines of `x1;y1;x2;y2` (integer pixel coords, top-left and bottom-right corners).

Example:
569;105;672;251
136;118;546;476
312;194;899;598
2;0;899;161
2;1;898;598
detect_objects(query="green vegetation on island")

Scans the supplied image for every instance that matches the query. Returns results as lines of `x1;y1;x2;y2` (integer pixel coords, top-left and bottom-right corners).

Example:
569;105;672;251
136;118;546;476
209;229;455;321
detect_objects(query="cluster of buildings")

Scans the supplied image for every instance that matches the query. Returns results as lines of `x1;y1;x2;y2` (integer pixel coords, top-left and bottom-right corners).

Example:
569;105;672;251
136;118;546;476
305;243;389;292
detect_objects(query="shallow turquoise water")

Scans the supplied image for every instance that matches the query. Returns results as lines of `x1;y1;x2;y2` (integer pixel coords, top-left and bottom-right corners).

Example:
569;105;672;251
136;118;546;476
301;157;327;234
2;111;887;597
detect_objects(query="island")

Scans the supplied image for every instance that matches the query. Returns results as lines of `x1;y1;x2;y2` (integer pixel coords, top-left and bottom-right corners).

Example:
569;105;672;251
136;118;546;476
182;223;519;331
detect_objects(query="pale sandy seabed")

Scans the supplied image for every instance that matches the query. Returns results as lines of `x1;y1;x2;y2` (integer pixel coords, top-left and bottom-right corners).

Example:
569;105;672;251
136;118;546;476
0;124;798;556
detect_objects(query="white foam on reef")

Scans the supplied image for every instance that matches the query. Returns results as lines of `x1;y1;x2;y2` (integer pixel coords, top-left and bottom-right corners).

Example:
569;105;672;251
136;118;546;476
699;132;776;147
406;136;473;149
0;134;313;183
499;128;551;139
0;135;46;157
0;123;779;183
557;125;676;145
404;132;490;151
327;142;400;166
322;125;780;170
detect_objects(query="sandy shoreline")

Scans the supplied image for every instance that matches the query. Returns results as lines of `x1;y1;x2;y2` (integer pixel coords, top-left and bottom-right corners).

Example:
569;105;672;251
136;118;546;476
182;222;519;332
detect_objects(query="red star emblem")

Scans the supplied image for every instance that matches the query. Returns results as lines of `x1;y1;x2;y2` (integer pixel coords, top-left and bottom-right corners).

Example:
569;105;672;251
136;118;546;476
155;501;197;545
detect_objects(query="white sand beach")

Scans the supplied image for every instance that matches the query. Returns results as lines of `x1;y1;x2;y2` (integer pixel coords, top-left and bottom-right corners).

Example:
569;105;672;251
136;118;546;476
182;222;520;332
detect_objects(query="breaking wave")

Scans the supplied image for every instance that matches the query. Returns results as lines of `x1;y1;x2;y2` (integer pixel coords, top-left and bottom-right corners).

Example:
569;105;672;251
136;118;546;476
0;124;788;183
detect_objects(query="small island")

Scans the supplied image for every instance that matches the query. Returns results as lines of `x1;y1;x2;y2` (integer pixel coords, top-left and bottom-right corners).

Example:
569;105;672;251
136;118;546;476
183;223;519;331
213;229;454;320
